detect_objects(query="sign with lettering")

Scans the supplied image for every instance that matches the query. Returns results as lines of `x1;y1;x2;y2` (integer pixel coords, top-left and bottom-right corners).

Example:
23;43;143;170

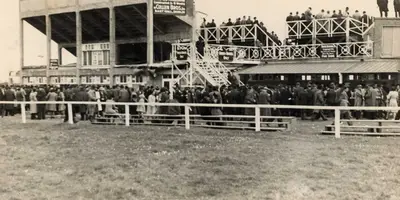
320;44;337;58
50;59;59;70
218;50;234;61
154;0;186;15
175;46;188;60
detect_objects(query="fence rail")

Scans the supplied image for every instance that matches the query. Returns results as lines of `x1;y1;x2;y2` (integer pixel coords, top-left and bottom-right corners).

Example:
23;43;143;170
1;101;400;139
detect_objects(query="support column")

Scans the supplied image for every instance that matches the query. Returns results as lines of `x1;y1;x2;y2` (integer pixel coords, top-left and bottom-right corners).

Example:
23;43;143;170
46;15;51;85
19;19;24;84
109;7;116;86
189;2;197;88
76;11;82;85
58;44;63;66
147;0;154;65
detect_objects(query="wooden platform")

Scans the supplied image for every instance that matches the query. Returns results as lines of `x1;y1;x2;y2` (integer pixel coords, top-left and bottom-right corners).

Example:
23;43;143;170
322;119;400;136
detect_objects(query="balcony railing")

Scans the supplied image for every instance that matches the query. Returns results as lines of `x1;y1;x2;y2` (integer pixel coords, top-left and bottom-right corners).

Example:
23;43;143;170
196;24;279;46
286;17;374;39
204;41;373;62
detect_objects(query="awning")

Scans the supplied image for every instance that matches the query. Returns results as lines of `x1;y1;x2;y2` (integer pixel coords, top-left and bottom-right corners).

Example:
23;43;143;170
344;60;400;73
238;60;400;75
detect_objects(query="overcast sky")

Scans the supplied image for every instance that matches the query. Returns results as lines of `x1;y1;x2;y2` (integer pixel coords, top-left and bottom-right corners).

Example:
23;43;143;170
0;0;387;82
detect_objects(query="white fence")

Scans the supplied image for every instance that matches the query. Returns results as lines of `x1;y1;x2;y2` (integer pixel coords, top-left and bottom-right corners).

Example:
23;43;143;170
1;101;400;139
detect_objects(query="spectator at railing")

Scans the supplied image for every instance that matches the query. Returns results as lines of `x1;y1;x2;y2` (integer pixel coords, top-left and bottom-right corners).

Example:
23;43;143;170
352;10;362;21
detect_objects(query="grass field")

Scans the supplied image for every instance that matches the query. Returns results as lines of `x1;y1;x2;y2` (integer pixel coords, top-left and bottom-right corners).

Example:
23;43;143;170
1;117;400;200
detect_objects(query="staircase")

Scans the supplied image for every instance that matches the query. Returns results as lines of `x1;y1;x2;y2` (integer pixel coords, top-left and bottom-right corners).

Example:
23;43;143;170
172;43;245;87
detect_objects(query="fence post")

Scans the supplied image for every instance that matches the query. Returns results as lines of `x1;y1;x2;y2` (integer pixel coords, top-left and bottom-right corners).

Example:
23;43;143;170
125;104;130;127
255;106;260;132
21;103;26;124
334;108;340;138
185;105;190;130
67;103;73;124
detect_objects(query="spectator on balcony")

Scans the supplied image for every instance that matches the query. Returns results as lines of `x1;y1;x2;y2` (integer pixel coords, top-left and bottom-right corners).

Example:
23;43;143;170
315;9;325;19
332;10;338;18
200;18;206;28
234;18;241;25
353;10;362;21
226;18;233;26
206;19;216;28
395;0;400;18
293;12;301;20
253;17;259;25
246;16;253;25
325;10;332;18
338;10;344;18
286;12;294;21
305;7;313;20
240;16;247;25
343;7;350;17
300;13;306;20
377;0;389;17
362;11;370;24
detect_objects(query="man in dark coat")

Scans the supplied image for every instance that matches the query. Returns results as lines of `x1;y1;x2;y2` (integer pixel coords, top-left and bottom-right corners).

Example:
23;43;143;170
36;87;47;120
395;0;400;17
378;0;389;17
75;87;89;120
4;87;15;116
63;86;78;123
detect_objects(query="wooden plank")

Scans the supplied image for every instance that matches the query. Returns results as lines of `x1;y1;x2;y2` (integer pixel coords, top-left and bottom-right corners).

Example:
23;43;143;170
321;131;400;136
325;125;400;129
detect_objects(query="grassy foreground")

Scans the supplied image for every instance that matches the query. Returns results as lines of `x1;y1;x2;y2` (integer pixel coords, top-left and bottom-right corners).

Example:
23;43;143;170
0;117;400;200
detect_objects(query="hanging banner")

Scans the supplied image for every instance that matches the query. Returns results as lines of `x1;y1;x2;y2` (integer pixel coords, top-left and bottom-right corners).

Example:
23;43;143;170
218;50;234;61
154;0;187;15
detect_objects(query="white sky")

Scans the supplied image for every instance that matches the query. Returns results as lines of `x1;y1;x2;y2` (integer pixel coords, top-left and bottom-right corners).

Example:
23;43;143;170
0;0;388;82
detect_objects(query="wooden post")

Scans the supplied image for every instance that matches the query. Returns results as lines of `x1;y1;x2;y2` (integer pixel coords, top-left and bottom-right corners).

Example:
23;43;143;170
68;103;73;124
185;105;190;130
109;7;116;86
125;104;130;126
334;108;341;138
147;0;154;65
255;106;260;132
21;103;26;123
46;15;51;85
76;11;82;85
58;44;63;66
19;19;24;84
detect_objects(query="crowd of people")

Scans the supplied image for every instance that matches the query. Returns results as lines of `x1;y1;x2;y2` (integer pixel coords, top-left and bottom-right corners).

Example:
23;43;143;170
286;7;373;23
200;17;282;46
1;80;400;126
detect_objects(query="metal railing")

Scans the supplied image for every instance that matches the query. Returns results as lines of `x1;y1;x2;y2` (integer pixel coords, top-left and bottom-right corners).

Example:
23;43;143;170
205;41;373;62
2;101;400;139
286;17;374;38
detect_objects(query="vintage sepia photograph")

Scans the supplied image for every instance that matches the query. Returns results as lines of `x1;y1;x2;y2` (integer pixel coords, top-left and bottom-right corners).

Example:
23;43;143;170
0;0;400;199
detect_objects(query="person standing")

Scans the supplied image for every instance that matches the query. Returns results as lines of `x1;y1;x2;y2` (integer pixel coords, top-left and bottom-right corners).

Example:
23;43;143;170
377;0;389;17
29;88;38;120
36;87;47;120
395;0;400;17
46;89;58;119
386;86;399;120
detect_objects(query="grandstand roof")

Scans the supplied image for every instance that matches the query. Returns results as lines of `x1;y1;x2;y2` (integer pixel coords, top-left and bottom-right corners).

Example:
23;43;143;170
238;60;400;74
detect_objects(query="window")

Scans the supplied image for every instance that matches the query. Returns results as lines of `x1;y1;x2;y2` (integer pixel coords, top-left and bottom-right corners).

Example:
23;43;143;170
302;75;312;81
137;76;143;83
280;75;285;81
388;74;392;80
38;77;43;83
119;75;126;83
348;75;354;80
321;75;330;81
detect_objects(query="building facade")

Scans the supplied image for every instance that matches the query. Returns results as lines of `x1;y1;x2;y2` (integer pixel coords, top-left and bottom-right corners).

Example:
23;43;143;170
20;0;195;86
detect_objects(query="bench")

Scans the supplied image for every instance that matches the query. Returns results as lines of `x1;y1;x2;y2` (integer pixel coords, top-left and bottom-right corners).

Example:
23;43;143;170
321;119;400;136
92;113;296;131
